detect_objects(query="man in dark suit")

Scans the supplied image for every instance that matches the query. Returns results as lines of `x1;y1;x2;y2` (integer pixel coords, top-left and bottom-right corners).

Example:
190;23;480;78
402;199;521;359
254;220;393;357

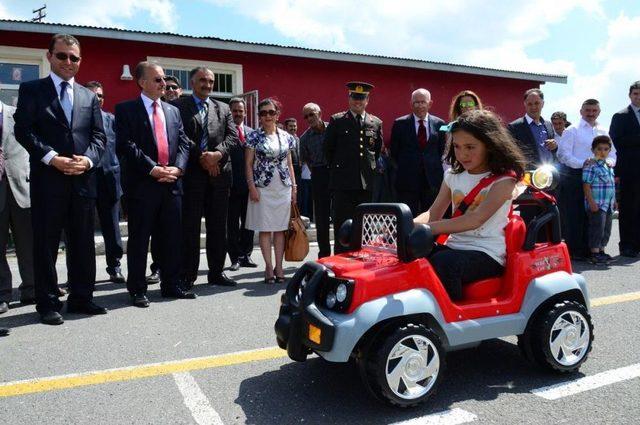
324;82;382;254
85;81;124;283
390;88;446;217
507;88;558;168
115;61;195;307
13;34;106;325
0;95;35;311
610;81;640;258
174;67;238;288
227;97;256;271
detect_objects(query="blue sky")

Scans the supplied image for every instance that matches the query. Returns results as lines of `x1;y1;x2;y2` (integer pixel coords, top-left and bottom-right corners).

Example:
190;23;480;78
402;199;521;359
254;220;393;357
1;0;638;128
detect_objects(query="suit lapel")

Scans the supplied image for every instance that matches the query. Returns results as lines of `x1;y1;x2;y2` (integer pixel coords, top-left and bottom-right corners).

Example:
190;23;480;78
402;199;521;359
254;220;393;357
136;98;156;155
45;77;69;128
71;83;83;129
206;98;219;137
427;115;438;143
161;101;175;158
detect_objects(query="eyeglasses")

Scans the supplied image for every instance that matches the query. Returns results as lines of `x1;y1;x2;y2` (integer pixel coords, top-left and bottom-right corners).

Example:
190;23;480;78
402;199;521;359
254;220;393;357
165;85;179;91
152;77;164;84
95;93;104;99
459;100;476;108
54;52;81;63
259;109;278;117
303;112;317;119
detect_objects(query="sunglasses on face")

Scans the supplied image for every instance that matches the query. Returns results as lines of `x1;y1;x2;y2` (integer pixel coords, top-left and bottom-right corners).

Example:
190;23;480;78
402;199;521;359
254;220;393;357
165;85;179;91
459;100;476;108
95;93;104;99
303;112;317;119
259;109;278;117
54;52;81;63
151;77;165;84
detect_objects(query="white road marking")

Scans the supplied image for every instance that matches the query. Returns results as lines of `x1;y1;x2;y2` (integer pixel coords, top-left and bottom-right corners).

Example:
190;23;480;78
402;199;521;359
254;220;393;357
531;363;640;400
173;372;224;425
389;408;478;425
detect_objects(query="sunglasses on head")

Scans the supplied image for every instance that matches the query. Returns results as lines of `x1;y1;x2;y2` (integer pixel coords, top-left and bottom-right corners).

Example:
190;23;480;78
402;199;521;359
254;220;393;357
459;100;476;108
54;52;81;63
259;109;278;117
165;85;179;91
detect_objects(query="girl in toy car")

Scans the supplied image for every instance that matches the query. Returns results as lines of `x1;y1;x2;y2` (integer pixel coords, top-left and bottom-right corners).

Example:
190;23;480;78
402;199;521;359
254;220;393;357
415;110;526;300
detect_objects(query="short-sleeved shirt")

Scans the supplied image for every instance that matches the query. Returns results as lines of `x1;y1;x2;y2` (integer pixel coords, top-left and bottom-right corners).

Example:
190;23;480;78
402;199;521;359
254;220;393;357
444;169;515;265
246;127;295;188
582;159;615;212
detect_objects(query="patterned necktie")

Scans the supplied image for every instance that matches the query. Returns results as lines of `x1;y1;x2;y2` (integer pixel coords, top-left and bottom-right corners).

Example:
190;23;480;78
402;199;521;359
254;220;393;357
237;124;245;144
59;81;72;124
152;102;169;166
199;100;209;151
418;119;427;150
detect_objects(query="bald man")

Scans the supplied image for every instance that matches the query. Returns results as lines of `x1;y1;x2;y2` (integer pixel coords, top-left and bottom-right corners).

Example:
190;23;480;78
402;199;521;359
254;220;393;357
389;89;446;216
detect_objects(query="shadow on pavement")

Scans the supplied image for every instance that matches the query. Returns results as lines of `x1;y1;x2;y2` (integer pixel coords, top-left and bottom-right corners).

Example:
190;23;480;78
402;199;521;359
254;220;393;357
235;339;585;425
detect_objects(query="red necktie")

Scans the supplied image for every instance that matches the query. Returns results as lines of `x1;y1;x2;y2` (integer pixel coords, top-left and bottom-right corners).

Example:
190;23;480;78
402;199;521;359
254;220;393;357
237;125;245;144
418;119;427;150
152;102;169;166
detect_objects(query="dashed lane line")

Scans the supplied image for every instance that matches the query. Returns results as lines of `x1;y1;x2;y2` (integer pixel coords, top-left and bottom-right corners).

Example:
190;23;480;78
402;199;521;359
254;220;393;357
1;290;639;399
173;372;224;425
389;408;478;425
531;363;640;400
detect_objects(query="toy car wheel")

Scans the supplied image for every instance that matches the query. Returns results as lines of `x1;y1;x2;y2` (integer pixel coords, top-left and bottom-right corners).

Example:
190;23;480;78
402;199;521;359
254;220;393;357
360;324;445;407
523;301;594;373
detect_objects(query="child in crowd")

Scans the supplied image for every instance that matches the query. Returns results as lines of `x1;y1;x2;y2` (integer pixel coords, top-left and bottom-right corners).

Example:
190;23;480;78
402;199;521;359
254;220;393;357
582;135;617;265
415;110;526;300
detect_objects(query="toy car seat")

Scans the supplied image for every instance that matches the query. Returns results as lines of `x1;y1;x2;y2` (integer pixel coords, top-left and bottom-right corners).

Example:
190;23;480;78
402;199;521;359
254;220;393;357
461;215;526;300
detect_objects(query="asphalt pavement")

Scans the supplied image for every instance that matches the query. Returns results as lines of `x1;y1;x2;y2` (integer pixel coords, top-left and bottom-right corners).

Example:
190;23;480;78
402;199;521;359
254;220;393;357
0;226;639;424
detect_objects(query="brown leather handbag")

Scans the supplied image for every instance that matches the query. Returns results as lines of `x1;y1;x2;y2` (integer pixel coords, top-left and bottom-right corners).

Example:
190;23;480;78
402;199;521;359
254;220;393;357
285;202;309;261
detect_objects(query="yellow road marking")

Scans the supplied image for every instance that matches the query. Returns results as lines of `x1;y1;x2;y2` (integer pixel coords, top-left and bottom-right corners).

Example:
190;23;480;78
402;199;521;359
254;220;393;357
1;290;639;398
590;291;640;307
0;347;287;398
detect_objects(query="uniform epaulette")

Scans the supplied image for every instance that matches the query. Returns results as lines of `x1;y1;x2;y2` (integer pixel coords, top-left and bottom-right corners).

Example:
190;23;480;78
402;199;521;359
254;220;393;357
332;111;348;119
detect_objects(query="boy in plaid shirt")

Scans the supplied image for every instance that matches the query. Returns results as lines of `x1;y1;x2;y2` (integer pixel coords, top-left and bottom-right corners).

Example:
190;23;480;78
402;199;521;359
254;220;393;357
583;135;617;265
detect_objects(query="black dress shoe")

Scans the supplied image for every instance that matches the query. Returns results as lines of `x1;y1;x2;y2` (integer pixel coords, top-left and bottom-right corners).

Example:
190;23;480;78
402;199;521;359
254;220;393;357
208;273;237;287
0;327;9;337
239;257;258;268
161;288;197;299
0;301;8;314
229;261;241;271
108;271;126;284
56;287;67;297
131;294;150;308
41;310;64;325
181;279;195;291
620;249;639;258
67;301;108;315
146;271;161;285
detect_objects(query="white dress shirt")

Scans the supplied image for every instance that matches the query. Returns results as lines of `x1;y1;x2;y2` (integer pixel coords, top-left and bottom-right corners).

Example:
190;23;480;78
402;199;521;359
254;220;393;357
631;104;640;126
140;93;166;135
557;118;616;169
42;73;93;169
413;113;430;138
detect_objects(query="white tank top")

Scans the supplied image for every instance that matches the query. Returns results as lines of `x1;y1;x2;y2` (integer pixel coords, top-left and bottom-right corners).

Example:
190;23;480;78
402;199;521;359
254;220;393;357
443;169;515;265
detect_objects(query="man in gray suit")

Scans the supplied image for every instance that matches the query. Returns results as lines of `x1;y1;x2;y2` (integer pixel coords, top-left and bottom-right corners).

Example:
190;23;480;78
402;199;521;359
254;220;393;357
0;92;35;314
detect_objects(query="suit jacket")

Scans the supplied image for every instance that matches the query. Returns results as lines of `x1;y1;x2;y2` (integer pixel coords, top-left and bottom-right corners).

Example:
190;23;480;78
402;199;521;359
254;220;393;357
173;96;238;189
609;105;640;178
324;111;382;191
390;114;446;192
507;116;556;168
97;110;123;201
115;97;190;198
1;102;30;210
13;76;105;198
230;124;253;193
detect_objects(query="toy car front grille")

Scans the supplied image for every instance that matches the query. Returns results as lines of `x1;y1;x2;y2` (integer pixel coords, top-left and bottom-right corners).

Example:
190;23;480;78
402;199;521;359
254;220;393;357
361;213;398;252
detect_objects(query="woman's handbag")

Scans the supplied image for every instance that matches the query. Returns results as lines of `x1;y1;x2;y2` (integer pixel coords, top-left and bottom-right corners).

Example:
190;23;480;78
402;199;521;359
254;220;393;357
285;202;309;261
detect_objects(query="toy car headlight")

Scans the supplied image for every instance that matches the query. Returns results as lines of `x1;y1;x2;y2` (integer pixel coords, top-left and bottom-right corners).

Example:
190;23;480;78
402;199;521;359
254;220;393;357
336;283;347;302
326;292;337;309
526;165;559;191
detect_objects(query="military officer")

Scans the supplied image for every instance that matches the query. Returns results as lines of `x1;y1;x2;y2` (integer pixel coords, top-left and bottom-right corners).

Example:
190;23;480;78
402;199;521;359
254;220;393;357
324;82;382;254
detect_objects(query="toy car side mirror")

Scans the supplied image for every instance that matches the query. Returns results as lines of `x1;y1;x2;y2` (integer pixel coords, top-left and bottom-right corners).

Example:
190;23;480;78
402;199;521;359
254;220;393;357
338;219;353;249
406;224;434;260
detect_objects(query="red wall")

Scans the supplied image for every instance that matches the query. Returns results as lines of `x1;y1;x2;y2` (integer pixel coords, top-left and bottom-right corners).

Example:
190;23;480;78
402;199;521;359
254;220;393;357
1;30;539;141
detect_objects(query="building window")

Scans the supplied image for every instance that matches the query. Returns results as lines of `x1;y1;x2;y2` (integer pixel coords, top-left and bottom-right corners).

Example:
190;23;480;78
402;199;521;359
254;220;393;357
148;56;243;98
0;46;48;106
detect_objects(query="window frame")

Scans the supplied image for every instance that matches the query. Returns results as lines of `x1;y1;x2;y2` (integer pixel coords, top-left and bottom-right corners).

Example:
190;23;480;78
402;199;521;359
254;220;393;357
147;56;243;98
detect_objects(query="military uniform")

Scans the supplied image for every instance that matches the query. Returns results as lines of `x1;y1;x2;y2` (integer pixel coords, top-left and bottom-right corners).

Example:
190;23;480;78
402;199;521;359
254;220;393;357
324;109;382;253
